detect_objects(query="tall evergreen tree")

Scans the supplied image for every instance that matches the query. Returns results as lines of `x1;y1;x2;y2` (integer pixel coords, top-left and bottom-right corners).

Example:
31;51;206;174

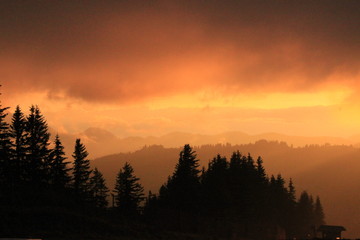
9;106;27;183
314;196;325;226
25;105;51;184
160;144;201;211
288;178;296;204
90;167;109;208
0;101;10;159
201;154;230;223
49;135;71;188
296;191;315;238
229;151;242;171
113;162;144;213
284;178;298;239
256;156;267;182
72;138;92;195
0;89;11;197
268;175;289;225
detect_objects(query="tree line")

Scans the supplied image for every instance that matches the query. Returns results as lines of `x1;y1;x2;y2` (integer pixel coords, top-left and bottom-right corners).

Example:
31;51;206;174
0;97;325;239
0;105;94;205
144;145;325;239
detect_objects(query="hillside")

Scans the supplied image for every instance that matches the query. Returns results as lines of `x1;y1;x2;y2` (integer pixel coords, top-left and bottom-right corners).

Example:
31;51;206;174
55;127;357;158
92;141;360;238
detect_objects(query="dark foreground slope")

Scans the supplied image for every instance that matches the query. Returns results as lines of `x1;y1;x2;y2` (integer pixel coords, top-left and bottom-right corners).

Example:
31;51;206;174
1;205;217;240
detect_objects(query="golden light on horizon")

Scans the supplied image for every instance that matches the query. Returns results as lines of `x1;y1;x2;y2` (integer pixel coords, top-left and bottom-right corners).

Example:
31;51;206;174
146;85;353;110
1;0;360;140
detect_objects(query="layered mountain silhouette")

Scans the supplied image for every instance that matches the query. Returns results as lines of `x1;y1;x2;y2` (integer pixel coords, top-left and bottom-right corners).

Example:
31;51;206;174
53;127;358;158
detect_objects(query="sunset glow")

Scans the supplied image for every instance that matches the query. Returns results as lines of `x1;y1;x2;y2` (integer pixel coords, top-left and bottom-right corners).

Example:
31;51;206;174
3;1;360;239
1;1;360;138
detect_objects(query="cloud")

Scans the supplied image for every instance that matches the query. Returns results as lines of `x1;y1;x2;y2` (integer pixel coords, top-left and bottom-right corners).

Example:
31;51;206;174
1;0;360;103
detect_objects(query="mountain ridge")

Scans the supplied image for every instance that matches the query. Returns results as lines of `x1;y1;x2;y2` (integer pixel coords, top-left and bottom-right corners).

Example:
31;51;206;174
53;127;358;159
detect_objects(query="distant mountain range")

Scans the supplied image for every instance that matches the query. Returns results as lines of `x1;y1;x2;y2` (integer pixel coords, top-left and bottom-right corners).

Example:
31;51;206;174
91;142;360;239
52;127;360;159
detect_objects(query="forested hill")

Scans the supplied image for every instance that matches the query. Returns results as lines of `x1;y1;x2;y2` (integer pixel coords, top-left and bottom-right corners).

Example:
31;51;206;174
54;127;359;158
93;141;360;238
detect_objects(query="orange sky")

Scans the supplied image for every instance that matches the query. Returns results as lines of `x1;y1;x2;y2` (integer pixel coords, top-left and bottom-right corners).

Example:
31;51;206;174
2;0;360;139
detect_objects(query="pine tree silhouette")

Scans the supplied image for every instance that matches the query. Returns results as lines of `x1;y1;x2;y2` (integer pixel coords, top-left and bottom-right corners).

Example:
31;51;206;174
255;156;267;182
72;139;92;197
90;167;109;208
296;191;315;238
201;154;229;213
314;196;325;226
25;105;51;184
0;91;11;202
9;106;27;185
113;162;144;214
49;134;71;189
160;144;201;212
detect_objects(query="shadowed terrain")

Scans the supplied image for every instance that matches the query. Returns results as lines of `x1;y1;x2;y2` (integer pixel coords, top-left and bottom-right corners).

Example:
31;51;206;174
93;141;360;238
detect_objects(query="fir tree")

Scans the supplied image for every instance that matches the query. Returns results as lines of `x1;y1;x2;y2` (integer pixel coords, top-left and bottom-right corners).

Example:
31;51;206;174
207;154;228;174
285;178;298;239
49;135;71;188
72;138;92;195
9;106;27;183
0;90;11;196
25;105;51;184
229;151;242;171
90;167;109;208
296;191;315;238
256;156;267;182
174;144;200;181
314;196;325;226
159;144;201;211
0;101;10;159
113;162;144;213
288;178;296;204
268;174;289;225
201;154;229;215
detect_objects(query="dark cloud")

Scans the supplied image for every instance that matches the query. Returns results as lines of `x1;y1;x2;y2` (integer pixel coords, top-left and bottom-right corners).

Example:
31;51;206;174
1;0;360;102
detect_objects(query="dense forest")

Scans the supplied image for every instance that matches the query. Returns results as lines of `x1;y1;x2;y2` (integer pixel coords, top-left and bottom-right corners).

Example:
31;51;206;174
0;98;325;239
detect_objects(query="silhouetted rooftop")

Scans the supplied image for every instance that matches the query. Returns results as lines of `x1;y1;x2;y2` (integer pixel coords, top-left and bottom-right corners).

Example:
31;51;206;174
318;225;346;232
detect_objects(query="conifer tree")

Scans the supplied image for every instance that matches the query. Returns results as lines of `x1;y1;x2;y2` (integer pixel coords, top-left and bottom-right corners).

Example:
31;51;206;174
174;144;200;181
49;135;71;188
113;162;144;213
90;167;109;208
296;191;315;238
252;156;268;221
201;154;229;215
284;178;298;239
268;174;289;225
9;106;27;183
207;154;228;174
227;151;245;213
229;151;242;171
72;138;92;195
256;156;267;182
0;101;10;159
288;178;296;204
25;105;51;184
143;190;159;218
0;91;11;194
159;144;201;211
314;196;325;226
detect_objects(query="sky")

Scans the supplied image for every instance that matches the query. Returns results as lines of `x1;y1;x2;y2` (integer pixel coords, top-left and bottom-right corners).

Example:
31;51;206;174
1;0;360;138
